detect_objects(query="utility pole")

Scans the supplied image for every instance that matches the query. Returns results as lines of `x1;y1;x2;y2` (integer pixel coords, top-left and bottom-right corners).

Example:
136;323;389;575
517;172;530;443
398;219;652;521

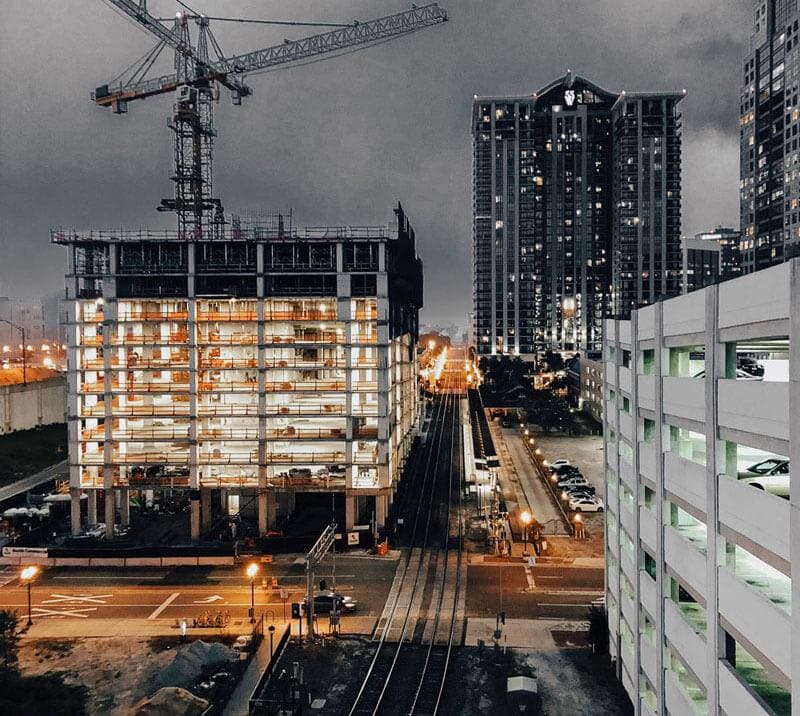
305;523;336;641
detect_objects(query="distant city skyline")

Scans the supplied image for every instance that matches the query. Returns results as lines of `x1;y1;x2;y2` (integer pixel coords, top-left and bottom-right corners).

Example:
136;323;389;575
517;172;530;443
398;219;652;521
1;1;750;326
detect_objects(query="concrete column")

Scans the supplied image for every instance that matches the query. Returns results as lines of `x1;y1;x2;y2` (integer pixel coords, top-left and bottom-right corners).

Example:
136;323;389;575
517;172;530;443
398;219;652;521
104;491;115;540
345;495;356;530
653;302;667;714
120;488;130;527
788;259;800;710
704;284;723;716
201;489;212;529
70;488;82;536
87;489;98;526
190;498;201;544
376;493;388;530
219;488;227;511
258;490;268;536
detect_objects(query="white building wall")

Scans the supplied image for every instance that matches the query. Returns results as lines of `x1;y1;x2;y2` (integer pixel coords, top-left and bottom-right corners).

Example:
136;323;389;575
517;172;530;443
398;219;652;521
604;259;800;715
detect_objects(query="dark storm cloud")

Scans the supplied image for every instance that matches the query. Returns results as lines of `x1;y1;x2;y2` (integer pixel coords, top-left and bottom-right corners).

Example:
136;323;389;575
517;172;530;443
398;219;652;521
0;0;754;326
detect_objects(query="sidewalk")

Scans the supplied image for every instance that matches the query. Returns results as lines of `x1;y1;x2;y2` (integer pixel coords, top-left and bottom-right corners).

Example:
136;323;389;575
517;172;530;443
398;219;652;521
19;617;234;639
464;617;589;648
223;619;290;716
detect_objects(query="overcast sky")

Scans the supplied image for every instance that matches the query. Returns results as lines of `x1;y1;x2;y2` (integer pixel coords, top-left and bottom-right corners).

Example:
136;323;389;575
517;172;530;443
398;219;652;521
0;0;751;326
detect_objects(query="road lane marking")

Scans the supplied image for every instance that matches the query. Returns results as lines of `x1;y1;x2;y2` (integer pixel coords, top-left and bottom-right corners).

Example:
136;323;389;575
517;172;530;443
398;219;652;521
148;592;180;620
42;593;112;604
31;607;97;618
194;595;225;603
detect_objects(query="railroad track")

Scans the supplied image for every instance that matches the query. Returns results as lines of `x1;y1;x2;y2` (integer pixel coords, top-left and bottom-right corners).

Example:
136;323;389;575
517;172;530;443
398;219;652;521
349;368;464;716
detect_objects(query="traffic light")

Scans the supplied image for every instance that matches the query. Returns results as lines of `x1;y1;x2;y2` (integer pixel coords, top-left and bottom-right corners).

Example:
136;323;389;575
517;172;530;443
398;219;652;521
291;602;301;619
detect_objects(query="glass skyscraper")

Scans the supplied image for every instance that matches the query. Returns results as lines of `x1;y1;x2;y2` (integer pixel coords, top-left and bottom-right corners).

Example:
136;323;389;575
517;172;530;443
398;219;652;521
472;72;684;357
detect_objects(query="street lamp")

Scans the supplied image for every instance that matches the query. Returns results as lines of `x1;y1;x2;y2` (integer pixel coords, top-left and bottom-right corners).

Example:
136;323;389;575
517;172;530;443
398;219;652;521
20;565;39;627
520;510;532;557
246;562;259;623
0;319;27;386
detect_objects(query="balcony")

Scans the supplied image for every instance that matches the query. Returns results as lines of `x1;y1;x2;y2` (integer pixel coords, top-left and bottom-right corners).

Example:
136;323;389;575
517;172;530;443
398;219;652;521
664;526;706;600
196;310;257;322
197;404;259;417
198;332;257;345
718;566;791;680
197;427;259;440
199;358;258;369
118;310;189;322
264;331;342;345
198;381;258;393
718;380;789;443
664;452;707;514
662;377;705;423
265;451;346;464
198;450;258;464
265;427;345;440
718;474;789;566
264;403;345;416
264;380;346;393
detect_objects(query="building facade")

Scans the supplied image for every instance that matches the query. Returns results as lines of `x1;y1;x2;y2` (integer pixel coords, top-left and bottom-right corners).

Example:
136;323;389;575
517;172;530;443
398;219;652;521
681;228;743;294
603;259;799;715
740;0;800;272
53;205;422;542
472;72;684;358
611;92;684;317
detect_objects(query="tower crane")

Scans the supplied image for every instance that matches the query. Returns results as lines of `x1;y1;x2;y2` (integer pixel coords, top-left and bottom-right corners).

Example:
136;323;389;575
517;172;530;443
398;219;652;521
93;1;448;239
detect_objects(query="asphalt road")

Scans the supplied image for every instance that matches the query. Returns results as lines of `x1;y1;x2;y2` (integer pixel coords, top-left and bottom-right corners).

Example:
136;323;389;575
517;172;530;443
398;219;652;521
466;564;603;620
0;558;397;624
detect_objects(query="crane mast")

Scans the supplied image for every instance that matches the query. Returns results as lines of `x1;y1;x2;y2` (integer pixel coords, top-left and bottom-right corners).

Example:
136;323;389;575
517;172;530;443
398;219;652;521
94;2;448;240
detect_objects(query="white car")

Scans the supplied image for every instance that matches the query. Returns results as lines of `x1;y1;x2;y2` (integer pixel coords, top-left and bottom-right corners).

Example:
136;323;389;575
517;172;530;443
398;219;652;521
741;474;790;499
549;459;571;470
692;369;762;381
569;496;604;512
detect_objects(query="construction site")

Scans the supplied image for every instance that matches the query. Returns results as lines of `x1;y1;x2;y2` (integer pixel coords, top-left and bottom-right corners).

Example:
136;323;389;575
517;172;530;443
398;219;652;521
48;2;447;546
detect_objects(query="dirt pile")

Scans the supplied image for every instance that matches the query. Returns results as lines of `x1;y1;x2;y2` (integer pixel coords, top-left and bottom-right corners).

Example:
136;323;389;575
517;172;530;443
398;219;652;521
132;687;208;716
155;640;236;690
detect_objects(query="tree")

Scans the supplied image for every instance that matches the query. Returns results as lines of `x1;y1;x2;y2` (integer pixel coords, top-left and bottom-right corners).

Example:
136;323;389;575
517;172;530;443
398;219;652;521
0;610;20;684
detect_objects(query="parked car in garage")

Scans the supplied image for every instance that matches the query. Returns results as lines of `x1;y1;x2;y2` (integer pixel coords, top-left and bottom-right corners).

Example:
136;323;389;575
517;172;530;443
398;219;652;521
741;473;790;499
738;458;789;478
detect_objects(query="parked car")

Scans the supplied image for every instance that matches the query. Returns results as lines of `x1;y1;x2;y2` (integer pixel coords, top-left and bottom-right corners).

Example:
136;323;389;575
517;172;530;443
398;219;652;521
738;458;790;478
552;465;581;477
563;483;596;496
737;356;765;378
692;369;762;381
557;476;588;488
741;473;790;499
303;592;357;613
548;459;571;470
569;496;604;512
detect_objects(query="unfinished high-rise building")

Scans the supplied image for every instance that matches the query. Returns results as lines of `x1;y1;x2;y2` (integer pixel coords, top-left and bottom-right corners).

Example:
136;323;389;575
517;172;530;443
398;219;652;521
53;204;423;542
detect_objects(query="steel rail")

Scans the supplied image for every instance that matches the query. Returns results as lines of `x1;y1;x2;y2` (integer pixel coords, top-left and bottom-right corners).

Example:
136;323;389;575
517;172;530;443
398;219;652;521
348;371;455;716
408;372;464;715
